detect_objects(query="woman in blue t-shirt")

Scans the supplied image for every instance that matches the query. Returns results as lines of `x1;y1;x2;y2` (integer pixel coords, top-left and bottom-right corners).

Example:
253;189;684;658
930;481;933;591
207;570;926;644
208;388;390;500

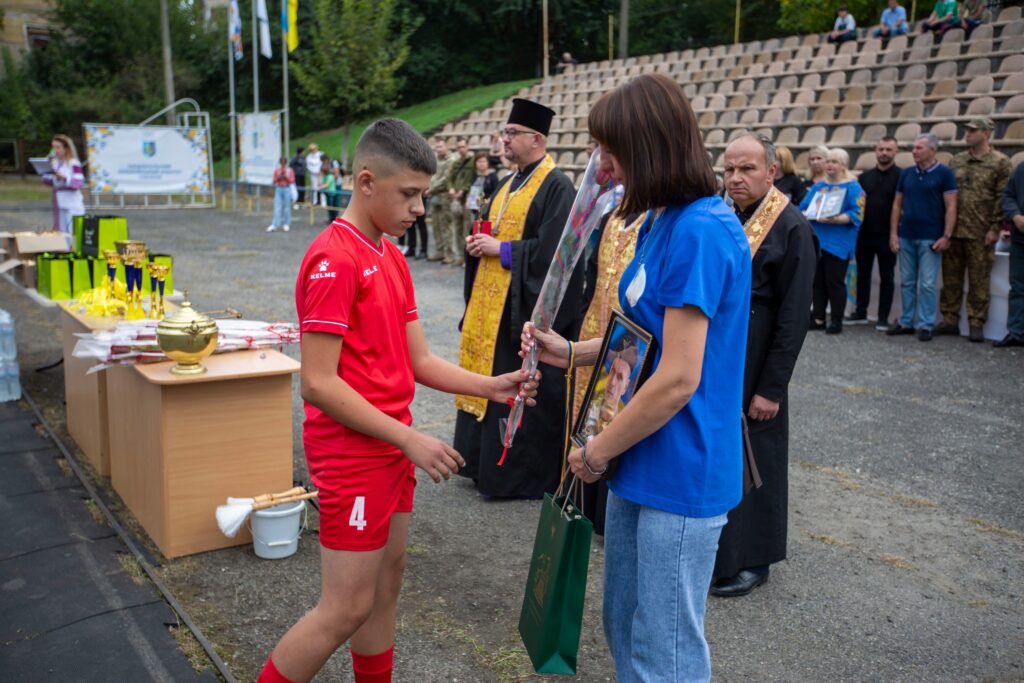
800;147;864;334
523;74;752;682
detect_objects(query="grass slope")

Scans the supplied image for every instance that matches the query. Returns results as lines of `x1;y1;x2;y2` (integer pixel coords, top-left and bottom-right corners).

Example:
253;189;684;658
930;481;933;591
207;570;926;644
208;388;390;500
214;78;537;179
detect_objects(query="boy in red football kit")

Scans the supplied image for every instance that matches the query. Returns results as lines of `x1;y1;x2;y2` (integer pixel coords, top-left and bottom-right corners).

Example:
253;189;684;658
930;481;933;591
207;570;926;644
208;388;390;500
257;119;539;683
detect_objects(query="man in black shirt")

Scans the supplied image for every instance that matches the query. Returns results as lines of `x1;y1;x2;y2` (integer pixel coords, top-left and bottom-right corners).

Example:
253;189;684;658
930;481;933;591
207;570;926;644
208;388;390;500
288;147;306;205
847;137;901;329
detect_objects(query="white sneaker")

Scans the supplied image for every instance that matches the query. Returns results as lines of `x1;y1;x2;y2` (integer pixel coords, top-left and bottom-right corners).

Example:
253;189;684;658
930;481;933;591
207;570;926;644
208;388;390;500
266;224;277;232
283;224;290;232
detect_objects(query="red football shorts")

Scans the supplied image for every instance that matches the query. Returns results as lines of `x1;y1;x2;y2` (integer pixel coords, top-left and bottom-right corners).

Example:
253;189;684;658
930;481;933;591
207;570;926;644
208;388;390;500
312;452;417;551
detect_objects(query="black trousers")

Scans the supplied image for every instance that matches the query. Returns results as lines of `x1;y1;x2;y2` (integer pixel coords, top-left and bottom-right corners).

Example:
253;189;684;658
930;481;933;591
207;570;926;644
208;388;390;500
813;251;849;324
855;234;896;323
294;175;305;203
400;215;428;254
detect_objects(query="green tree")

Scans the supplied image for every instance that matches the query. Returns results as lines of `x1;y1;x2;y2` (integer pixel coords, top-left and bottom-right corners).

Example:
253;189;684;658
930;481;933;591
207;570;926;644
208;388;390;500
290;0;416;168
779;0;880;35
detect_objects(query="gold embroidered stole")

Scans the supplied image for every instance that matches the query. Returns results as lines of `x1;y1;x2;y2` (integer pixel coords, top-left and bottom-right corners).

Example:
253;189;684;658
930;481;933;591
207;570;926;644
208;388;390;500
743;185;789;259
571;211;646;421
456;154;556;419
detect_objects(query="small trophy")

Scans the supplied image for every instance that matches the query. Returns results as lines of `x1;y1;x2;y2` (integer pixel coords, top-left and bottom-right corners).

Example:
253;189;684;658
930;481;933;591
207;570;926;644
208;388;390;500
103;250;121;295
115;240;147;319
149;263;170;319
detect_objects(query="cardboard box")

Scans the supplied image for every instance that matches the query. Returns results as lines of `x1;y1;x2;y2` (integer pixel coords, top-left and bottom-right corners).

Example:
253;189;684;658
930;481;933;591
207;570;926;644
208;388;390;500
15;232;71;255
18;260;37;290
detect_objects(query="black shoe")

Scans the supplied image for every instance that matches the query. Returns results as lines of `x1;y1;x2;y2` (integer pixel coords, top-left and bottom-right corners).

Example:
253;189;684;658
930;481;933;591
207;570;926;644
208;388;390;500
844;313;868;325
993;334;1024;348
917;328;933;342
933;321;959;336
710;569;769;598
809;319;826;331
968;326;984;343
886;323;914;336
826;321;843;334
416;251;427;260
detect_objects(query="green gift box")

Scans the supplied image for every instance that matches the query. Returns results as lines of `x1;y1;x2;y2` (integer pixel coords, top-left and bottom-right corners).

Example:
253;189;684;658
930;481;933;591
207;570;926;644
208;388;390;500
72;215;87;255
80;215;129;259
71;258;92;297
36;254;73;300
518;487;593;674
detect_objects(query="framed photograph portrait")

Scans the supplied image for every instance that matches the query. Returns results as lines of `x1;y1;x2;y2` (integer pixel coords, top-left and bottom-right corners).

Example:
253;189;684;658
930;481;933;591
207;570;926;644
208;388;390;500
571;310;657;449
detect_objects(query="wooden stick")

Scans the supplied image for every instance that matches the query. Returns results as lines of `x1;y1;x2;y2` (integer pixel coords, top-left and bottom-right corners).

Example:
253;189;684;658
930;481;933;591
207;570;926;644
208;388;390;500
251;487;305;504
252;491;318;511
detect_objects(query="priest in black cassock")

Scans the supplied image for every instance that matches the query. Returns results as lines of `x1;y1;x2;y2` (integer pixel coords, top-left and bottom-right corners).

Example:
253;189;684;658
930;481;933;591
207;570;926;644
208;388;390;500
712;133;818;597
454;99;581;498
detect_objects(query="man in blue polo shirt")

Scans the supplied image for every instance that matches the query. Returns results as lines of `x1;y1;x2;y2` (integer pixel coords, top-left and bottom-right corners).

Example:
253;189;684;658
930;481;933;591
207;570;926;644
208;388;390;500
887;133;958;341
873;0;909;38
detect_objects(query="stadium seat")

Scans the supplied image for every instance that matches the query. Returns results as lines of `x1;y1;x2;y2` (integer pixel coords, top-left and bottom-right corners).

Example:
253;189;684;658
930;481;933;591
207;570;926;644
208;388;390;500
705;129;726;145
788;106;809;124
966;76;995;95
1002;120;1024;140
803;126;827;145
840;103;862;120
931;98;960;118
867;102;892;120
846;85;868;103
1004;94;1024;115
862;123;888;143
966;97;996;116
932;61;959;81
901;82;925;101
763;108;785;124
1011;151;1024;167
895;122;922;143
894;151;915;167
999;54;1024;74
719;110;738;126
930;79;959;98
776;127;800;144
903;64;928;83
830;125;856;145
855;152;876;171
1001;73;1024;91
812;105;836;123
930;121;958;142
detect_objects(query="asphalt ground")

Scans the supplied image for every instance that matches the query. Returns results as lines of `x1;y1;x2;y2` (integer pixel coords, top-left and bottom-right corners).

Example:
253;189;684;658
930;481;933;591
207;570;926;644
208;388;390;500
2;201;1022;682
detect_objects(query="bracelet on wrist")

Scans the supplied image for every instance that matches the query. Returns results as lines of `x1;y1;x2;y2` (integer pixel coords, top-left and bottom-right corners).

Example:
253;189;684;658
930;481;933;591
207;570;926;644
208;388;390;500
581;443;607;477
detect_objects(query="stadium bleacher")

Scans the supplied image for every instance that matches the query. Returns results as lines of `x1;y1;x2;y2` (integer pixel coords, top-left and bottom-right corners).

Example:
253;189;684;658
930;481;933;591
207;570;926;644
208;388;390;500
438;6;1024;185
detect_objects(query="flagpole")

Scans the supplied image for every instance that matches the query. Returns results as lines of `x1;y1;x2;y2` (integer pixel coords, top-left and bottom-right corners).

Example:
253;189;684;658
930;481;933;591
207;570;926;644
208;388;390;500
252;0;259;113
228;28;238;209
282;1;289;158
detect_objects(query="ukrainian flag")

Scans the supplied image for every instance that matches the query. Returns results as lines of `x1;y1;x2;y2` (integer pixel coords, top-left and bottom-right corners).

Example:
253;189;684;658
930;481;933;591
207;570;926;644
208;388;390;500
281;0;299;52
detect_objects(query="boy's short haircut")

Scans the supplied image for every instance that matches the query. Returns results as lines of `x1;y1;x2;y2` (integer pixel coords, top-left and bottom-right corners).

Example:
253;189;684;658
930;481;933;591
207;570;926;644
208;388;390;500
354;118;437;178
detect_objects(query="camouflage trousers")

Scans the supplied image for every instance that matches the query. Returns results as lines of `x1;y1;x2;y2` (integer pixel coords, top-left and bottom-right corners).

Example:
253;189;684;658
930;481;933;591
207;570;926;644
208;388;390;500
430;201;456;261
940;237;994;327
449;200;472;259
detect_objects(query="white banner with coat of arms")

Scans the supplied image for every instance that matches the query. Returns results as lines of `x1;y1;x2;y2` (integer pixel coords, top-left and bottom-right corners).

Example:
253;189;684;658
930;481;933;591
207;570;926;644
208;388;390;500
83;123;212;195
238;111;282;186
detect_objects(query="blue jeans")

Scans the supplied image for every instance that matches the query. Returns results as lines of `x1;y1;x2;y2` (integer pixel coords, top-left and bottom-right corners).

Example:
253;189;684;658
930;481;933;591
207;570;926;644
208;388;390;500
872;25;908;38
273;185;292;227
899;238;941;330
1009;240;1024;337
603;490;727;683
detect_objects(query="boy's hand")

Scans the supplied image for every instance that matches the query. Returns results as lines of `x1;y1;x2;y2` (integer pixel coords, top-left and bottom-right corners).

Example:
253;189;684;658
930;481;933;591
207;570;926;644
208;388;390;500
490;369;541;406
401;431;465;483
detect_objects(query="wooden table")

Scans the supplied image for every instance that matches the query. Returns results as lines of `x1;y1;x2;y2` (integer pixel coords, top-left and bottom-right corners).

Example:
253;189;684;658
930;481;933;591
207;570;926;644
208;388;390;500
59;303;178;476
105;349;299;558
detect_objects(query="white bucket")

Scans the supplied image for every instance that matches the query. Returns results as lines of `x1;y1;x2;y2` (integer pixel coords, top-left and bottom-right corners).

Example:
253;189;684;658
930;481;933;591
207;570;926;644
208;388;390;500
249;500;306;560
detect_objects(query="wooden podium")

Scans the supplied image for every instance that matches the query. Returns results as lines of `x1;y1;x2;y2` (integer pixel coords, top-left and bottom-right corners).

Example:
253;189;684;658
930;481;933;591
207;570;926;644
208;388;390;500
106;349;299;558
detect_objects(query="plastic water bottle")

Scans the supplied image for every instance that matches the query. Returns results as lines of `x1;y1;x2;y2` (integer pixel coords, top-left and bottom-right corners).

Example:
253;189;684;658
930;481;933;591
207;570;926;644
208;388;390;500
0;310;14;361
1;361;20;402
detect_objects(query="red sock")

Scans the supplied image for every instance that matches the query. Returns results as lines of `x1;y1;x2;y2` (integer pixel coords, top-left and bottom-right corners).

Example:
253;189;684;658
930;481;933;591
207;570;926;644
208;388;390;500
351;645;394;683
257;655;295;683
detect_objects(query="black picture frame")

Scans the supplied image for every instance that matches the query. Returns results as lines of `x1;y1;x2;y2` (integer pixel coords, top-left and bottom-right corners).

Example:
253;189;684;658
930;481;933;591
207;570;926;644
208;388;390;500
571;309;657;451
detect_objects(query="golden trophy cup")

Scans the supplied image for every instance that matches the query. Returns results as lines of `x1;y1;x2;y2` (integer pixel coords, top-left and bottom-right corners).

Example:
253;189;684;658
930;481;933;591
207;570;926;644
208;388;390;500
156;294;218;375
149;263;170;319
103;249;121;296
115;240;147;320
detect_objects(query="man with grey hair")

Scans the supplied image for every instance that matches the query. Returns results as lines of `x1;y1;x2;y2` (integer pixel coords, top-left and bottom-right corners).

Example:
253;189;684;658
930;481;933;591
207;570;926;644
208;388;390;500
887;133;958;341
712;133;817;597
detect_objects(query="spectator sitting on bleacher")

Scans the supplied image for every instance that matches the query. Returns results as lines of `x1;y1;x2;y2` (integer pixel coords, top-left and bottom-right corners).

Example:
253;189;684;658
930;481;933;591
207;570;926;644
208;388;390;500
556;52;578;74
827;6;858;44
801;148;865;334
774;146;807;204
806;146;829;189
873;0;909;38
959;0;985;38
921;0;959;40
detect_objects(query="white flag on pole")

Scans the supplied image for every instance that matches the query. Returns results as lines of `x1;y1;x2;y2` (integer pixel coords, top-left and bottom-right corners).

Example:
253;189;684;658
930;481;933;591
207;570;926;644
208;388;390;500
257;0;273;59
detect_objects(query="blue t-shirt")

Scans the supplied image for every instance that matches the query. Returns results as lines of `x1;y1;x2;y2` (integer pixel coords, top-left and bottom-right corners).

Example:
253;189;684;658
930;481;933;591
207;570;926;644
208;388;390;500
610;197;751;518
896;162;958;241
800;179;865;260
881;5;907;29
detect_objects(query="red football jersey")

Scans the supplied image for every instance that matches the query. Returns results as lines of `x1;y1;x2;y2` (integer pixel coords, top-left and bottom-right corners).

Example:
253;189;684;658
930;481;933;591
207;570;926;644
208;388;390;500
295;218;419;462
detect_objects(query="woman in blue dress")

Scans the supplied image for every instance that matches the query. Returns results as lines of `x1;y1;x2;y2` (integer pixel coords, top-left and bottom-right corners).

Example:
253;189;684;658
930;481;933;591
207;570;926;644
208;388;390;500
524;73;752;682
800;147;865;334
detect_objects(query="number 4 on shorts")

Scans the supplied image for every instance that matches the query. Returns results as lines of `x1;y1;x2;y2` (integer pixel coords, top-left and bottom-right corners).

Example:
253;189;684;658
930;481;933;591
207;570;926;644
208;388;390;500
349;496;367;531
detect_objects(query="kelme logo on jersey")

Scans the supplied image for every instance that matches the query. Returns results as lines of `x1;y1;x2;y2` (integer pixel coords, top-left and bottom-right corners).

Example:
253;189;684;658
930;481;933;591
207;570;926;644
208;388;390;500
362;265;379;278
310;259;336;280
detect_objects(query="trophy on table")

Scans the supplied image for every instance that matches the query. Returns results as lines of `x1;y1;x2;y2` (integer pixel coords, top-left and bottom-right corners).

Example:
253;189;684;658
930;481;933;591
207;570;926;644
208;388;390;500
148;263;170;319
103;249;121;296
115;240;147;319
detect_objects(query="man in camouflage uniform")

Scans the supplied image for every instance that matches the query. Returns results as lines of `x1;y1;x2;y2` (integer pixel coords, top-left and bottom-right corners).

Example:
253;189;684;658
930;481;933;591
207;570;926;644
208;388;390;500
427;138;457;263
935;117;1012;342
447;139;476;267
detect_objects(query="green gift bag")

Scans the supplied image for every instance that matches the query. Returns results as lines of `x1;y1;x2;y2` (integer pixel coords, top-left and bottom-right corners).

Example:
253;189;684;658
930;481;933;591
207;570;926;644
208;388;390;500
36;254;73;300
518;478;593;675
71;258;92;297
80;215;129;258
72;214;88;256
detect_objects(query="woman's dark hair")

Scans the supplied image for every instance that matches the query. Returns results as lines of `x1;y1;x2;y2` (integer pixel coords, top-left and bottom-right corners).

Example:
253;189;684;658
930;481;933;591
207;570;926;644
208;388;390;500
588;74;717;216
473;151;489;163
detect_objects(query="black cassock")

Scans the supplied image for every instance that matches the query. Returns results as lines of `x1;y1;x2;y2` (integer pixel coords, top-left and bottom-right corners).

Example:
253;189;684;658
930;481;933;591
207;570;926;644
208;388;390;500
454;163;581;498
714;199;817;578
